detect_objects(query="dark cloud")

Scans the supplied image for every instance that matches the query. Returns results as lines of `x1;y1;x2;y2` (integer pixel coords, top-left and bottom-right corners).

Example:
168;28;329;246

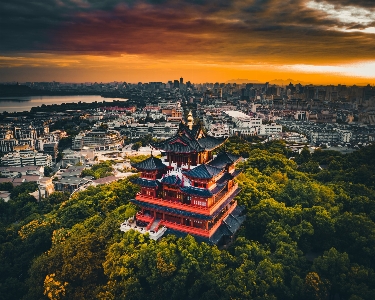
321;0;375;9
1;0;375;64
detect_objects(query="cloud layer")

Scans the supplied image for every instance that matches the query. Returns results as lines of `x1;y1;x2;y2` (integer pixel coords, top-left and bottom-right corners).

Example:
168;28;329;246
1;0;375;82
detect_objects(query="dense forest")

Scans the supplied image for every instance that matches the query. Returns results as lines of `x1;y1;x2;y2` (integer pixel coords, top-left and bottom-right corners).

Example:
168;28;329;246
1;140;375;300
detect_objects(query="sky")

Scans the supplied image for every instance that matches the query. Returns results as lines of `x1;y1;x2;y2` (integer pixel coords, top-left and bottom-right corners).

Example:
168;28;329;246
1;0;375;85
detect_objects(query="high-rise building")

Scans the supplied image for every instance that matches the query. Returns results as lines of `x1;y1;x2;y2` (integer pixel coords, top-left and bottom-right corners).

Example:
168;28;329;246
174;80;180;89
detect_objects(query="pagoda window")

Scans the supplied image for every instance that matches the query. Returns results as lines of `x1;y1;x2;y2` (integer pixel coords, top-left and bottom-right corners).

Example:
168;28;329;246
165;214;180;223
193;199;206;207
193;219;205;229
186;195;191;204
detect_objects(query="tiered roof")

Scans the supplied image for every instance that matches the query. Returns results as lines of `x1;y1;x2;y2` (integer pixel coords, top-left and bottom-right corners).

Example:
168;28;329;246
180;183;226;197
207;152;240;169
161;175;182;186
132;177;160;188
209;206;246;244
131;186;241;221
152;135;204;153
183;164;222;179
152;123;225;153
131;156;167;171
131;199;212;220
197;136;226;151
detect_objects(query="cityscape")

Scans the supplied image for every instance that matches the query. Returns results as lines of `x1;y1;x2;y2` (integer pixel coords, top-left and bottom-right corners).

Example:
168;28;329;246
1;0;375;299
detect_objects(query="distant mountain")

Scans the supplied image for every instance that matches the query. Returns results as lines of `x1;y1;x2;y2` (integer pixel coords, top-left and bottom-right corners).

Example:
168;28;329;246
269;78;313;85
225;78;314;85
225;79;262;84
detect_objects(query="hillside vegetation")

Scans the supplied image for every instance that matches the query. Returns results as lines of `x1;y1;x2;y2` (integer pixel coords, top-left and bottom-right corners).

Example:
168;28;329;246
1;140;375;300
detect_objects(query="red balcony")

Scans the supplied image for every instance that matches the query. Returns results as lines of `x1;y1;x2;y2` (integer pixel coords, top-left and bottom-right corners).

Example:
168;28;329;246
135;183;239;216
135;201;238;239
135;193;211;215
160;220;210;238
136;212;153;223
208;201;237;236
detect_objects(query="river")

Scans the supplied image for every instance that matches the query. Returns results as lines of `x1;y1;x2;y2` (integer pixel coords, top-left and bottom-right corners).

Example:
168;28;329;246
0;95;128;113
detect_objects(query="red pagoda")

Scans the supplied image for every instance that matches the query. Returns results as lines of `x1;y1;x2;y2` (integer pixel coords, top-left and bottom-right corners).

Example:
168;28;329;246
122;112;245;244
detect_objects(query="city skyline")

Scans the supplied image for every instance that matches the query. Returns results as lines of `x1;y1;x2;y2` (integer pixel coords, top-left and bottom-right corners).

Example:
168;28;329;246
1;0;375;85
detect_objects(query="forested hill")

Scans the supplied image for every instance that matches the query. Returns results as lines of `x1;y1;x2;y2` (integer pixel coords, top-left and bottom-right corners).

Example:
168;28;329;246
1;141;375;300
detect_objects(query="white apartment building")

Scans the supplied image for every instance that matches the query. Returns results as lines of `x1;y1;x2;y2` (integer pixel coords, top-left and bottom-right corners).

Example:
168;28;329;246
231;127;258;136
336;129;352;143
61;152;86;168
0;138;18;152
225;111;262;128
72;134;84;150
0;165;44;178
258;123;283;135
309;131;339;144
121;122;179;139
207;123;231;138
0;151;52;167
72;130;123;150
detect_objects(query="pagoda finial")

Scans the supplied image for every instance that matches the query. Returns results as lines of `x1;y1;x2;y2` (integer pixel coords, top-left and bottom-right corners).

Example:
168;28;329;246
187;110;193;130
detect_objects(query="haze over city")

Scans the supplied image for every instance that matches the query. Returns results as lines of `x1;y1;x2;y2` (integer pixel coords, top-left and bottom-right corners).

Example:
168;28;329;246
1;0;375;84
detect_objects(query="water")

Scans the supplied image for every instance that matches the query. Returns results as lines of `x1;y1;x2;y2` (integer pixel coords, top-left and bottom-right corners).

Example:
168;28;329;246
0;95;128;113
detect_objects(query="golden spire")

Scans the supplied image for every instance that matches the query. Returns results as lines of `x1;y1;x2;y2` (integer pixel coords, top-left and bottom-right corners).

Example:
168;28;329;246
187;110;193;130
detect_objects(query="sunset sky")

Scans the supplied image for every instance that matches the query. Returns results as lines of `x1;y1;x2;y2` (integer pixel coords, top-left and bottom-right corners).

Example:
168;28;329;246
1;0;375;84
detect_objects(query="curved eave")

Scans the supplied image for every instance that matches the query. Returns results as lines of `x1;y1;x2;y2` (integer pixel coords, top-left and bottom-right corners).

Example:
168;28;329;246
151;146;205;154
130;165;165;171
204;137;228;151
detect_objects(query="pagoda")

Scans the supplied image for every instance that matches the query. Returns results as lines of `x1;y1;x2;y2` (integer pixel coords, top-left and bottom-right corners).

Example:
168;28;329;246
121;112;245;244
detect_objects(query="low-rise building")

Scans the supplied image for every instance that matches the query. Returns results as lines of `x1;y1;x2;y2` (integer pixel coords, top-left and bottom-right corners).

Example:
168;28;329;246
0;165;44;177
39;177;55;198
258;123;283;136
61;152;86;168
121;122;179;139
0;151;52;167
54;177;91;193
0;191;11;202
309;130;339;145
72;129;123;150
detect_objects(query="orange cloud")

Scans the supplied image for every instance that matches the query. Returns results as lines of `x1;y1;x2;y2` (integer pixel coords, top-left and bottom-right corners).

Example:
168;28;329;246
0;0;375;83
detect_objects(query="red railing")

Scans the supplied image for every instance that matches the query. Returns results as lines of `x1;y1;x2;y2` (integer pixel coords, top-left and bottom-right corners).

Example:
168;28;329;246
136;193;210;215
136;212;153;223
208;201;237;236
146;217;155;230
152;219;163;232
135;202;237;238
208;183;238;215
160;220;210;237
135;183;239;216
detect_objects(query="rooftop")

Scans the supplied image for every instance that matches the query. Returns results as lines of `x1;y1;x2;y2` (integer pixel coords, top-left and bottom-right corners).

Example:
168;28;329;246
131;156;167;171
183;164;222;179
152;123;225;153
207;152;240;169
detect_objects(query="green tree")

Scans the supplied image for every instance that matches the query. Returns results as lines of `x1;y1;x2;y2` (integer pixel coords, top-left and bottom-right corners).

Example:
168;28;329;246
44;166;55;177
312;248;350;299
0;181;13;191
131;142;142;151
